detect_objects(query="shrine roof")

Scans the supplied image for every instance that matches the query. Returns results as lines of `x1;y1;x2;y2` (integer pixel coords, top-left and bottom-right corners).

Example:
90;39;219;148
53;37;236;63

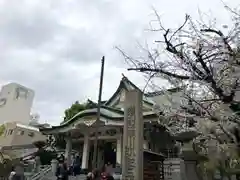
40;75;182;133
39;105;157;132
104;75;155;106
103;75;183;107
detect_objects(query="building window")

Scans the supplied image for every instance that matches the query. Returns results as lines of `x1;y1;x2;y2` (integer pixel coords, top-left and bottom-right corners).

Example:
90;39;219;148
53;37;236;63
8;129;13;135
0;98;7;107
17;130;24;135
28;132;34;137
15;87;28;100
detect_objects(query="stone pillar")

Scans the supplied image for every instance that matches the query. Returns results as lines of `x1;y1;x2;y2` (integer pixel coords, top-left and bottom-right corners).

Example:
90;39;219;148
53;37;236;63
122;90;143;180
81;134;90;169
34;156;41;172
181;141;200;180
51;159;58;175
116;136;123;165
134;90;144;180
65;136;72;167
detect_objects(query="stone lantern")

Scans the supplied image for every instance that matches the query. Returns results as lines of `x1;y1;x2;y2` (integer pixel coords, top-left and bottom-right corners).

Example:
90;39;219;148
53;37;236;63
173;129;202;180
174;130;199;159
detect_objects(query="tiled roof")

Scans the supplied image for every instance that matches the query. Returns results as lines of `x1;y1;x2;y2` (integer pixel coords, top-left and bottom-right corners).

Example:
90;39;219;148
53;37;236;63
104;76;154;106
40;75;179;132
41;105;157;131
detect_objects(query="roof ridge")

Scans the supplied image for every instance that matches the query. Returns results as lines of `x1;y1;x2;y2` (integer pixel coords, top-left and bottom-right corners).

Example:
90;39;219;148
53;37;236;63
145;87;183;97
101;105;124;114
105;75;157;106
104;77;125;105
121;76;142;92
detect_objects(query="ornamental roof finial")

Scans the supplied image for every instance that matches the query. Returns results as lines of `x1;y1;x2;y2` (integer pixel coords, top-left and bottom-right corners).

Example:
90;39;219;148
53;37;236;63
121;73;129;81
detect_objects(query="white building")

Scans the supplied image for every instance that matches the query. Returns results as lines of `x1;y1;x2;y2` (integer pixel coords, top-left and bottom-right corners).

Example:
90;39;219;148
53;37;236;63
0;122;47;159
0;83;34;124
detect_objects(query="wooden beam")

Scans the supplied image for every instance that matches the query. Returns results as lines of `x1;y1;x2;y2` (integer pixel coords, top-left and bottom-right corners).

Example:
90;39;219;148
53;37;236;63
72;135;120;142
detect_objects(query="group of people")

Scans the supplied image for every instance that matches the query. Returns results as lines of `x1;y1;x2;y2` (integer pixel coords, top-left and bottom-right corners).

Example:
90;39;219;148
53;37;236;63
55;154;115;180
55;153;81;180
86;163;115;180
8;154;115;180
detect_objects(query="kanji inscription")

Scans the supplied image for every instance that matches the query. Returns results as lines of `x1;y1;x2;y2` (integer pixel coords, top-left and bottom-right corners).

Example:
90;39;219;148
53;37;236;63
124;106;136;180
122;90;143;180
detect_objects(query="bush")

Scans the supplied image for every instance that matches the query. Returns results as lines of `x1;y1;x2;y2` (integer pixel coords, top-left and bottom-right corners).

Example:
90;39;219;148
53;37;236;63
0;159;20;177
0;124;5;137
35;149;57;165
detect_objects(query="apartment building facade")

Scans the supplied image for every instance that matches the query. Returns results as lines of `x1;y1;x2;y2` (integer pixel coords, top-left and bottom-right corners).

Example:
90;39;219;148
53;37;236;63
0;83;34;124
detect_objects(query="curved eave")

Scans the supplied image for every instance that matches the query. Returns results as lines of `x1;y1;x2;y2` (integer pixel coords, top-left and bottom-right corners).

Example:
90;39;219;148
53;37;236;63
66;106;123;123
40;112;158;133
40;111;123;132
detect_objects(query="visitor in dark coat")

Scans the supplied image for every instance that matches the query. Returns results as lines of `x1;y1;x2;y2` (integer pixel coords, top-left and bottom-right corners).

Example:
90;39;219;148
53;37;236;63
86;169;101;180
72;155;81;176
11;174;26;180
56;162;69;180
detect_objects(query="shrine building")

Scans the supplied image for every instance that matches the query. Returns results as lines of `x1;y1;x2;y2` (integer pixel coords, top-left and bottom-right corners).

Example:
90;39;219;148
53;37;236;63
40;76;181;170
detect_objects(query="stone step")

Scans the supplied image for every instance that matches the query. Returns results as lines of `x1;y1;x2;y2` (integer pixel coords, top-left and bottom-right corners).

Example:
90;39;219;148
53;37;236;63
41;175;87;180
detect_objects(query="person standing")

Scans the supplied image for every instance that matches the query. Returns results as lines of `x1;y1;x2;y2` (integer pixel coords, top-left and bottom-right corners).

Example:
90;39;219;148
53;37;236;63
56;160;69;180
72;155;81;179
105;162;113;176
11;164;26;180
93;168;101;180
8;166;16;180
34;156;41;172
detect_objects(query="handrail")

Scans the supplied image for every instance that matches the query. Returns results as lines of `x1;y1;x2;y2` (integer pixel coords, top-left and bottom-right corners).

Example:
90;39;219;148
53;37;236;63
28;165;51;180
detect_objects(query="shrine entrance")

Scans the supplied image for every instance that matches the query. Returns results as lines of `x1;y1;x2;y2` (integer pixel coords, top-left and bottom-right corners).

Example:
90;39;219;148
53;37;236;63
103;141;116;167
87;140;117;170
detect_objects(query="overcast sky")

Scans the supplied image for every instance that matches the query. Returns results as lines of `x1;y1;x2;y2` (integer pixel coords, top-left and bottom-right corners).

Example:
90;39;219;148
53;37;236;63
0;0;238;125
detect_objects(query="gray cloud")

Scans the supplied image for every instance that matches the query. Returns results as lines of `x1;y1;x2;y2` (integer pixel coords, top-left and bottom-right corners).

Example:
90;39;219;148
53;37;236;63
0;0;239;125
0;1;63;48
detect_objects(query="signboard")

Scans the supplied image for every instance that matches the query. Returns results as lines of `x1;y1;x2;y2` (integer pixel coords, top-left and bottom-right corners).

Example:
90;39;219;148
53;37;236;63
122;90;143;180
